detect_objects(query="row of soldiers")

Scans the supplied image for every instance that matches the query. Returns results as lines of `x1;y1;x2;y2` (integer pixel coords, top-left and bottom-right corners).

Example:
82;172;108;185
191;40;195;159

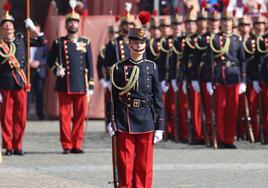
97;6;268;149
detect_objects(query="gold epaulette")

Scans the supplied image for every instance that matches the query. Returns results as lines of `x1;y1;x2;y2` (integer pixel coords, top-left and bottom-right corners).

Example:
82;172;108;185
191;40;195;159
80;37;90;45
99;46;105;58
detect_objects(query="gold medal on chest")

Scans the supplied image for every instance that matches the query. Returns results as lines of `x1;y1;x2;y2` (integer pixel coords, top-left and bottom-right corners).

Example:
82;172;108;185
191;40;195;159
76;41;86;53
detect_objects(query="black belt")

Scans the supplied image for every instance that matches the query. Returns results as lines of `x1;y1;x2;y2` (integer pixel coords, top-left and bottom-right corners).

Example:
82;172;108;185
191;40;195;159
124;98;153;108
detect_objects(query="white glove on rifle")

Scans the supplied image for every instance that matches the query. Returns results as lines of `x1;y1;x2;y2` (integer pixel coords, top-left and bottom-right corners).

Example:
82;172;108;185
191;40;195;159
160;81;169;93
239;83;247;94
154;130;164;144
24;18;36;32
100;79;108;89
171;79;179;92
253;81;262;94
87;89;94;96
0;93;2;103
191;80;200;93
206;82;214;95
107;122;116;137
56;67;65;78
182;80;187;95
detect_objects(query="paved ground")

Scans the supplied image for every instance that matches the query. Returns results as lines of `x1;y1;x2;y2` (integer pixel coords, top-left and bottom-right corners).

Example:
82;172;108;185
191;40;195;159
1;121;268;188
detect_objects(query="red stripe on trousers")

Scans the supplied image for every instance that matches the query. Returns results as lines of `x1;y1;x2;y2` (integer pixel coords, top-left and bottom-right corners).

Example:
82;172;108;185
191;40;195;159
117;131;154;188
58;92;86;149
0;89;26;150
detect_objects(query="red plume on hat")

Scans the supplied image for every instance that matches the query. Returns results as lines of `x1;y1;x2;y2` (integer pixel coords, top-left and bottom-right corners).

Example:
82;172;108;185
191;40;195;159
213;3;220;11
174;7;180;14
243;6;250;15
162;7;169;15
138;11;151;25
3;2;11;12
232;9;236;17
257;3;262;13
201;0;207;11
152;9;158;16
222;0;230;7
115;15;120;22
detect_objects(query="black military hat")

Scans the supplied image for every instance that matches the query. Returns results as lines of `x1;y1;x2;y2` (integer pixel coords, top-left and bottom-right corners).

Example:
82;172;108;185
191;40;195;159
66;0;80;22
197;0;208;20
160;16;171;27
171;14;183;25
238;7;251;25
1;2;15;26
128;27;146;41
208;11;221;21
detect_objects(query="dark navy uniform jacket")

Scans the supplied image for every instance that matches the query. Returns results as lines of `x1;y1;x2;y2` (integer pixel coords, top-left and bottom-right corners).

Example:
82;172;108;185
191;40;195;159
159;36;174;82
96;46;106;80
204;33;246;84
170;35;186;84
145;38;161;66
255;34;268;84
47;36;94;93
243;34;259;82
193;32;211;82
0;33;45;90
181;34;198;82
111;58;165;133
104;35;130;72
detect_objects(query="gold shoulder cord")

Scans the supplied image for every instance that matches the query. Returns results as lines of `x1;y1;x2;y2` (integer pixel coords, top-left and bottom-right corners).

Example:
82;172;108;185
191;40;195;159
209;34;230;57
256;36;268;54
243;39;254;55
160;38;172;53
0;41;16;64
185;35;196;49
110;64;140;96
195;35;207;50
149;39;160;57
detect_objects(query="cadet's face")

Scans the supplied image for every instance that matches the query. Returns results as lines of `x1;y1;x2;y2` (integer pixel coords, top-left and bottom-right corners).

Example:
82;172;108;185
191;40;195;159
129;39;146;54
222;19;233;33
240;24;251;35
254;22;266;34
66;20;79;34
197;19;207;30
1;21;15;36
150;27;161;38
160;25;171;37
172;24;181;36
210;20;220;32
186;21;197;34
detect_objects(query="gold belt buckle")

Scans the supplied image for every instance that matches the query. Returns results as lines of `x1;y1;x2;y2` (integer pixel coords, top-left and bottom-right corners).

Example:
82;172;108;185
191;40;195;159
133;99;140;108
226;61;231;67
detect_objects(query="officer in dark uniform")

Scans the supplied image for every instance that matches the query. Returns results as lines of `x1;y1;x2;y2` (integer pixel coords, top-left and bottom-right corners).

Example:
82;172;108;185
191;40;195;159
170;13;188;142
47;7;94;154
0;5;45;156
158;16;174;139
181;11;203;144
254;13;268;143
108;27;164;188
204;7;246;149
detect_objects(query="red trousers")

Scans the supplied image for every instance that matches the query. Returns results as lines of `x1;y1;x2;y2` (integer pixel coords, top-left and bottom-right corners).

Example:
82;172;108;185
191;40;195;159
1;89;27;150
163;88;175;136
201;82;213;142
215;84;240;144
177;84;188;141
237;83;259;140
189;85;202;141
58;92;87;150
117;131;154;188
261;83;268;139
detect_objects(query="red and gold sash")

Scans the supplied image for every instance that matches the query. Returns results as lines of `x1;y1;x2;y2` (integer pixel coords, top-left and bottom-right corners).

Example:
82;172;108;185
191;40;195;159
0;40;29;89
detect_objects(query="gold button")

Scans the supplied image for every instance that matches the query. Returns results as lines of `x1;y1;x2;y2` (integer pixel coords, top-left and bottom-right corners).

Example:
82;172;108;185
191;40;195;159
146;66;149;69
127;104;131;107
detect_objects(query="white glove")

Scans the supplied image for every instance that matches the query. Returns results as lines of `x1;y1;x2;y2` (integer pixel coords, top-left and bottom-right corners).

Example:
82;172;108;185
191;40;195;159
239;83;247;94
253;81;262;94
24;18;36;31
56;67;65;77
107;122;116;137
191;80;200;93
107;81;112;91
160;81;169;93
0;93;2;103
154;130;164;144
206;82;214;95
100;79;108;89
182;80;187;95
87;89;94;96
171;79;179;92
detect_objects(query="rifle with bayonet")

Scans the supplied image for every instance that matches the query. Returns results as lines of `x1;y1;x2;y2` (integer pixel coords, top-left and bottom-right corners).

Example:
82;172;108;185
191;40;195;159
243;93;255;143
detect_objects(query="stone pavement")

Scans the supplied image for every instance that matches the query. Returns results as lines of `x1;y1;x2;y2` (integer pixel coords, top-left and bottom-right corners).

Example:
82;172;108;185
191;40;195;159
1;121;268;188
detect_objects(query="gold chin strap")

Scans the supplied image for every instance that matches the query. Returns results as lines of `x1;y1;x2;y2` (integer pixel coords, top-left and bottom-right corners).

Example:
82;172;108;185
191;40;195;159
110;64;140;96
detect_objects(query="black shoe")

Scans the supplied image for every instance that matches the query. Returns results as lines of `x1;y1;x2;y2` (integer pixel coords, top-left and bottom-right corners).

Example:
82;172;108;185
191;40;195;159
5;149;13;156
13;149;24;156
63;149;71;154
71;148;84;154
217;142;225;149
224;144;237;149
